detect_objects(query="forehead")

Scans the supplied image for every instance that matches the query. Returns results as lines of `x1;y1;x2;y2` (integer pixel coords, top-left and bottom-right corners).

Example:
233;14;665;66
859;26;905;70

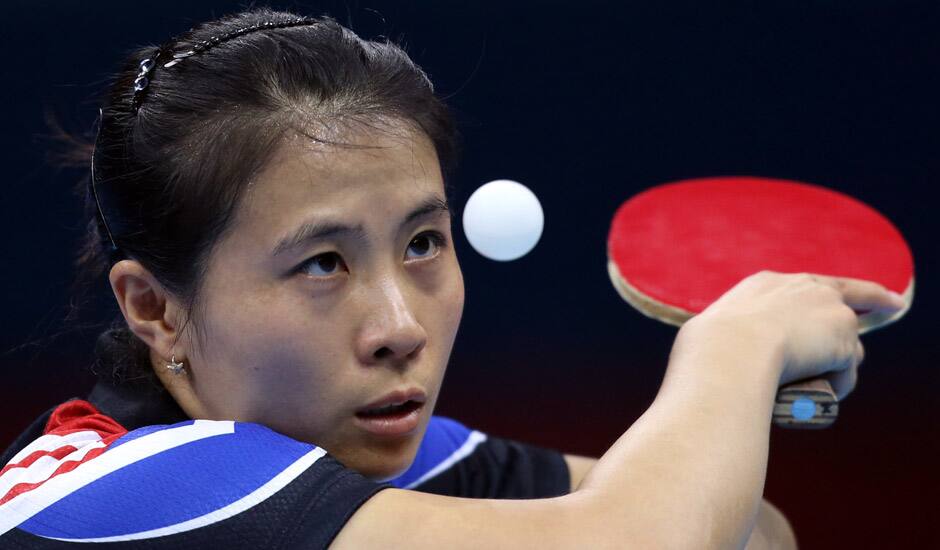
232;125;445;242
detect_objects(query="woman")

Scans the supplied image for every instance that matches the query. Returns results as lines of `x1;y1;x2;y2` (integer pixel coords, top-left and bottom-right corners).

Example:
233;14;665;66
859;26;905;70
0;8;905;548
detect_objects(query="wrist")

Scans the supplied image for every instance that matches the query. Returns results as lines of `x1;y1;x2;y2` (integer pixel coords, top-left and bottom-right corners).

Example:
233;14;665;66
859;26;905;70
668;314;785;399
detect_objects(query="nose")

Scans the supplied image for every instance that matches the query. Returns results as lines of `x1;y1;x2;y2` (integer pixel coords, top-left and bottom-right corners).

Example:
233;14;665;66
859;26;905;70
356;275;427;366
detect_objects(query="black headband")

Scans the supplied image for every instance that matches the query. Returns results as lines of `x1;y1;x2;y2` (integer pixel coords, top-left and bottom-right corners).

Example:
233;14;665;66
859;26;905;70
93;17;319;262
89;107;127;265
131;16;317;113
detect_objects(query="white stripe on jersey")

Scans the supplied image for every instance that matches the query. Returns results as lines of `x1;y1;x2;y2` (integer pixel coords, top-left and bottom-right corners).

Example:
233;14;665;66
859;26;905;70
0;441;106;496
6;430;103;465
402;430;487;489
0;420;234;536
45;447;327;543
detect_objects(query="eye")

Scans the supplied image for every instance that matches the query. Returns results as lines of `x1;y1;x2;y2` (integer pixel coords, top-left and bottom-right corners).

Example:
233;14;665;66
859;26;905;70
298;252;347;279
406;231;447;261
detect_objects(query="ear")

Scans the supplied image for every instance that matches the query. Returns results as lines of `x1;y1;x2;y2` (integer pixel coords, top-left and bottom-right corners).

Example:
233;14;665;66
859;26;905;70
108;259;187;362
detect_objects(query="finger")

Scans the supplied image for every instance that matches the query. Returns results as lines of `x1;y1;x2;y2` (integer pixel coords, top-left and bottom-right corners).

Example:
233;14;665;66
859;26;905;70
826;365;858;401
825;340;864;400
809;274;907;312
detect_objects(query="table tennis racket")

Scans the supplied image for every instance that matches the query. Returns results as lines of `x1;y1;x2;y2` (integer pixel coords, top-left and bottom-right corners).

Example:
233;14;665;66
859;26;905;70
606;176;914;429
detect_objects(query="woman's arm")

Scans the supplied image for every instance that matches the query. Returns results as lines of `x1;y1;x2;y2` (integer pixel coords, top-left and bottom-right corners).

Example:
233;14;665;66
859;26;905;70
332;272;894;548
565;455;797;549
334;331;783;548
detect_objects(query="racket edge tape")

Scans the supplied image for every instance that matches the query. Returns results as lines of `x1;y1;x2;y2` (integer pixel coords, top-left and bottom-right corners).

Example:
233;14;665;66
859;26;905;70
606;259;692;327
607;261;915;333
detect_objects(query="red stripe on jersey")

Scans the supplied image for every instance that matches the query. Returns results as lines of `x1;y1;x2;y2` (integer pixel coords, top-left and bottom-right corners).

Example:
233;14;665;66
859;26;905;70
0;446;111;505
0;400;128;505
0;445;79;476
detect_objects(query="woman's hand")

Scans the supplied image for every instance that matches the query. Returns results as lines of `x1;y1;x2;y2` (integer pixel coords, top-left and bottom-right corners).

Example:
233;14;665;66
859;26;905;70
678;270;906;400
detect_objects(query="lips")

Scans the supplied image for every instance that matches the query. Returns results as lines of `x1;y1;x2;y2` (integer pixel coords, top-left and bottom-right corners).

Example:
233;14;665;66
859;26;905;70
357;400;422;417
354;388;427;437
356;388;427;415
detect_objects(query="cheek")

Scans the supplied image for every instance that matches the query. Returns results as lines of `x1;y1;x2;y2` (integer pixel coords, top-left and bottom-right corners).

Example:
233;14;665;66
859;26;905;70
192;289;346;421
423;261;464;385
441;262;465;332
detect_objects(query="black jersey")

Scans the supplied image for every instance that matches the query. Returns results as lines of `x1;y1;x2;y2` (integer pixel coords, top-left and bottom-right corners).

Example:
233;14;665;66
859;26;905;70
0;381;569;549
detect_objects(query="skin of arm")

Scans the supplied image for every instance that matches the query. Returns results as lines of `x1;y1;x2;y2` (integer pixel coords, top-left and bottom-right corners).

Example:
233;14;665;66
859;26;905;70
334;273;897;547
332;320;790;549
564;455;797;549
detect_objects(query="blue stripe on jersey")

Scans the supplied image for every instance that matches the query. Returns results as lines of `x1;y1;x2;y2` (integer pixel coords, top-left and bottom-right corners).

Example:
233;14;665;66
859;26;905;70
389;416;475;489
19;422;316;539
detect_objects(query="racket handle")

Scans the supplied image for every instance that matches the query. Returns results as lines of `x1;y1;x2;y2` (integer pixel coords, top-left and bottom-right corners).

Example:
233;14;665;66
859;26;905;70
772;378;838;429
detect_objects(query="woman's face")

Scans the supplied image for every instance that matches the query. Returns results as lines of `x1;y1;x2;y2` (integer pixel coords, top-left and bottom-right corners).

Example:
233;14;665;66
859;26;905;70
167;125;464;480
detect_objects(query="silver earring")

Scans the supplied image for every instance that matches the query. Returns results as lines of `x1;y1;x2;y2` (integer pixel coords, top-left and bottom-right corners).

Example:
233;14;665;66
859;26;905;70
166;355;186;375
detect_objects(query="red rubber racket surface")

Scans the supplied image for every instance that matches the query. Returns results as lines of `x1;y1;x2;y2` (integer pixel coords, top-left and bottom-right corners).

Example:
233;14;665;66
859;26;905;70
607;176;914;328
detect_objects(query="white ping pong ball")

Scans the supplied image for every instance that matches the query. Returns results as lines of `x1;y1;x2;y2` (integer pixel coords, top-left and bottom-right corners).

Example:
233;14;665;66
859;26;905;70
462;179;544;261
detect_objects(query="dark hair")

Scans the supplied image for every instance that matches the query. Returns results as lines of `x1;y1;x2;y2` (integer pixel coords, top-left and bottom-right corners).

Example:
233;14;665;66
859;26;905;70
73;8;458;386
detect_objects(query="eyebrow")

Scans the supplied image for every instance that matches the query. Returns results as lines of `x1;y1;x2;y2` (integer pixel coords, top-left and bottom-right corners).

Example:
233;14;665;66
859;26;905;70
272;195;452;257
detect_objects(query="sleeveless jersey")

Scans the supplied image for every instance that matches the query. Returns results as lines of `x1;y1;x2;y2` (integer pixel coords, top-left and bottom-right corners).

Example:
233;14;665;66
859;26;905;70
0;394;568;548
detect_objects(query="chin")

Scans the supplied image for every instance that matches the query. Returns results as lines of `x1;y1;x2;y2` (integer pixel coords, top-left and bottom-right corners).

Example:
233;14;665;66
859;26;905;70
367;464;412;482
357;441;422;482
349;456;414;482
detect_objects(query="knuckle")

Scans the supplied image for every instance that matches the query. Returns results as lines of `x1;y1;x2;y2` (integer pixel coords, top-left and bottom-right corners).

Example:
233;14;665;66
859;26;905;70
835;337;852;359
741;271;771;288
820;283;844;300
834;306;859;329
811;284;843;303
829;277;847;289
844;306;861;328
752;270;774;281
860;279;886;292
842;339;858;362
792;272;814;283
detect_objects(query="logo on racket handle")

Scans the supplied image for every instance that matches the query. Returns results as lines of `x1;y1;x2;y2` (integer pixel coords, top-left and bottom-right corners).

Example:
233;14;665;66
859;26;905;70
772;379;839;429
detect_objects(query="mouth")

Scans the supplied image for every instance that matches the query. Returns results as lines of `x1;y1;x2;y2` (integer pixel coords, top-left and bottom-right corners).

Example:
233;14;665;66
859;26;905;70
354;389;427;437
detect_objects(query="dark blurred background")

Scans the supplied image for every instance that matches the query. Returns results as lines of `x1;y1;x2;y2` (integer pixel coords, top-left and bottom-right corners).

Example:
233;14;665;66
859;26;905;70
3;0;938;547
